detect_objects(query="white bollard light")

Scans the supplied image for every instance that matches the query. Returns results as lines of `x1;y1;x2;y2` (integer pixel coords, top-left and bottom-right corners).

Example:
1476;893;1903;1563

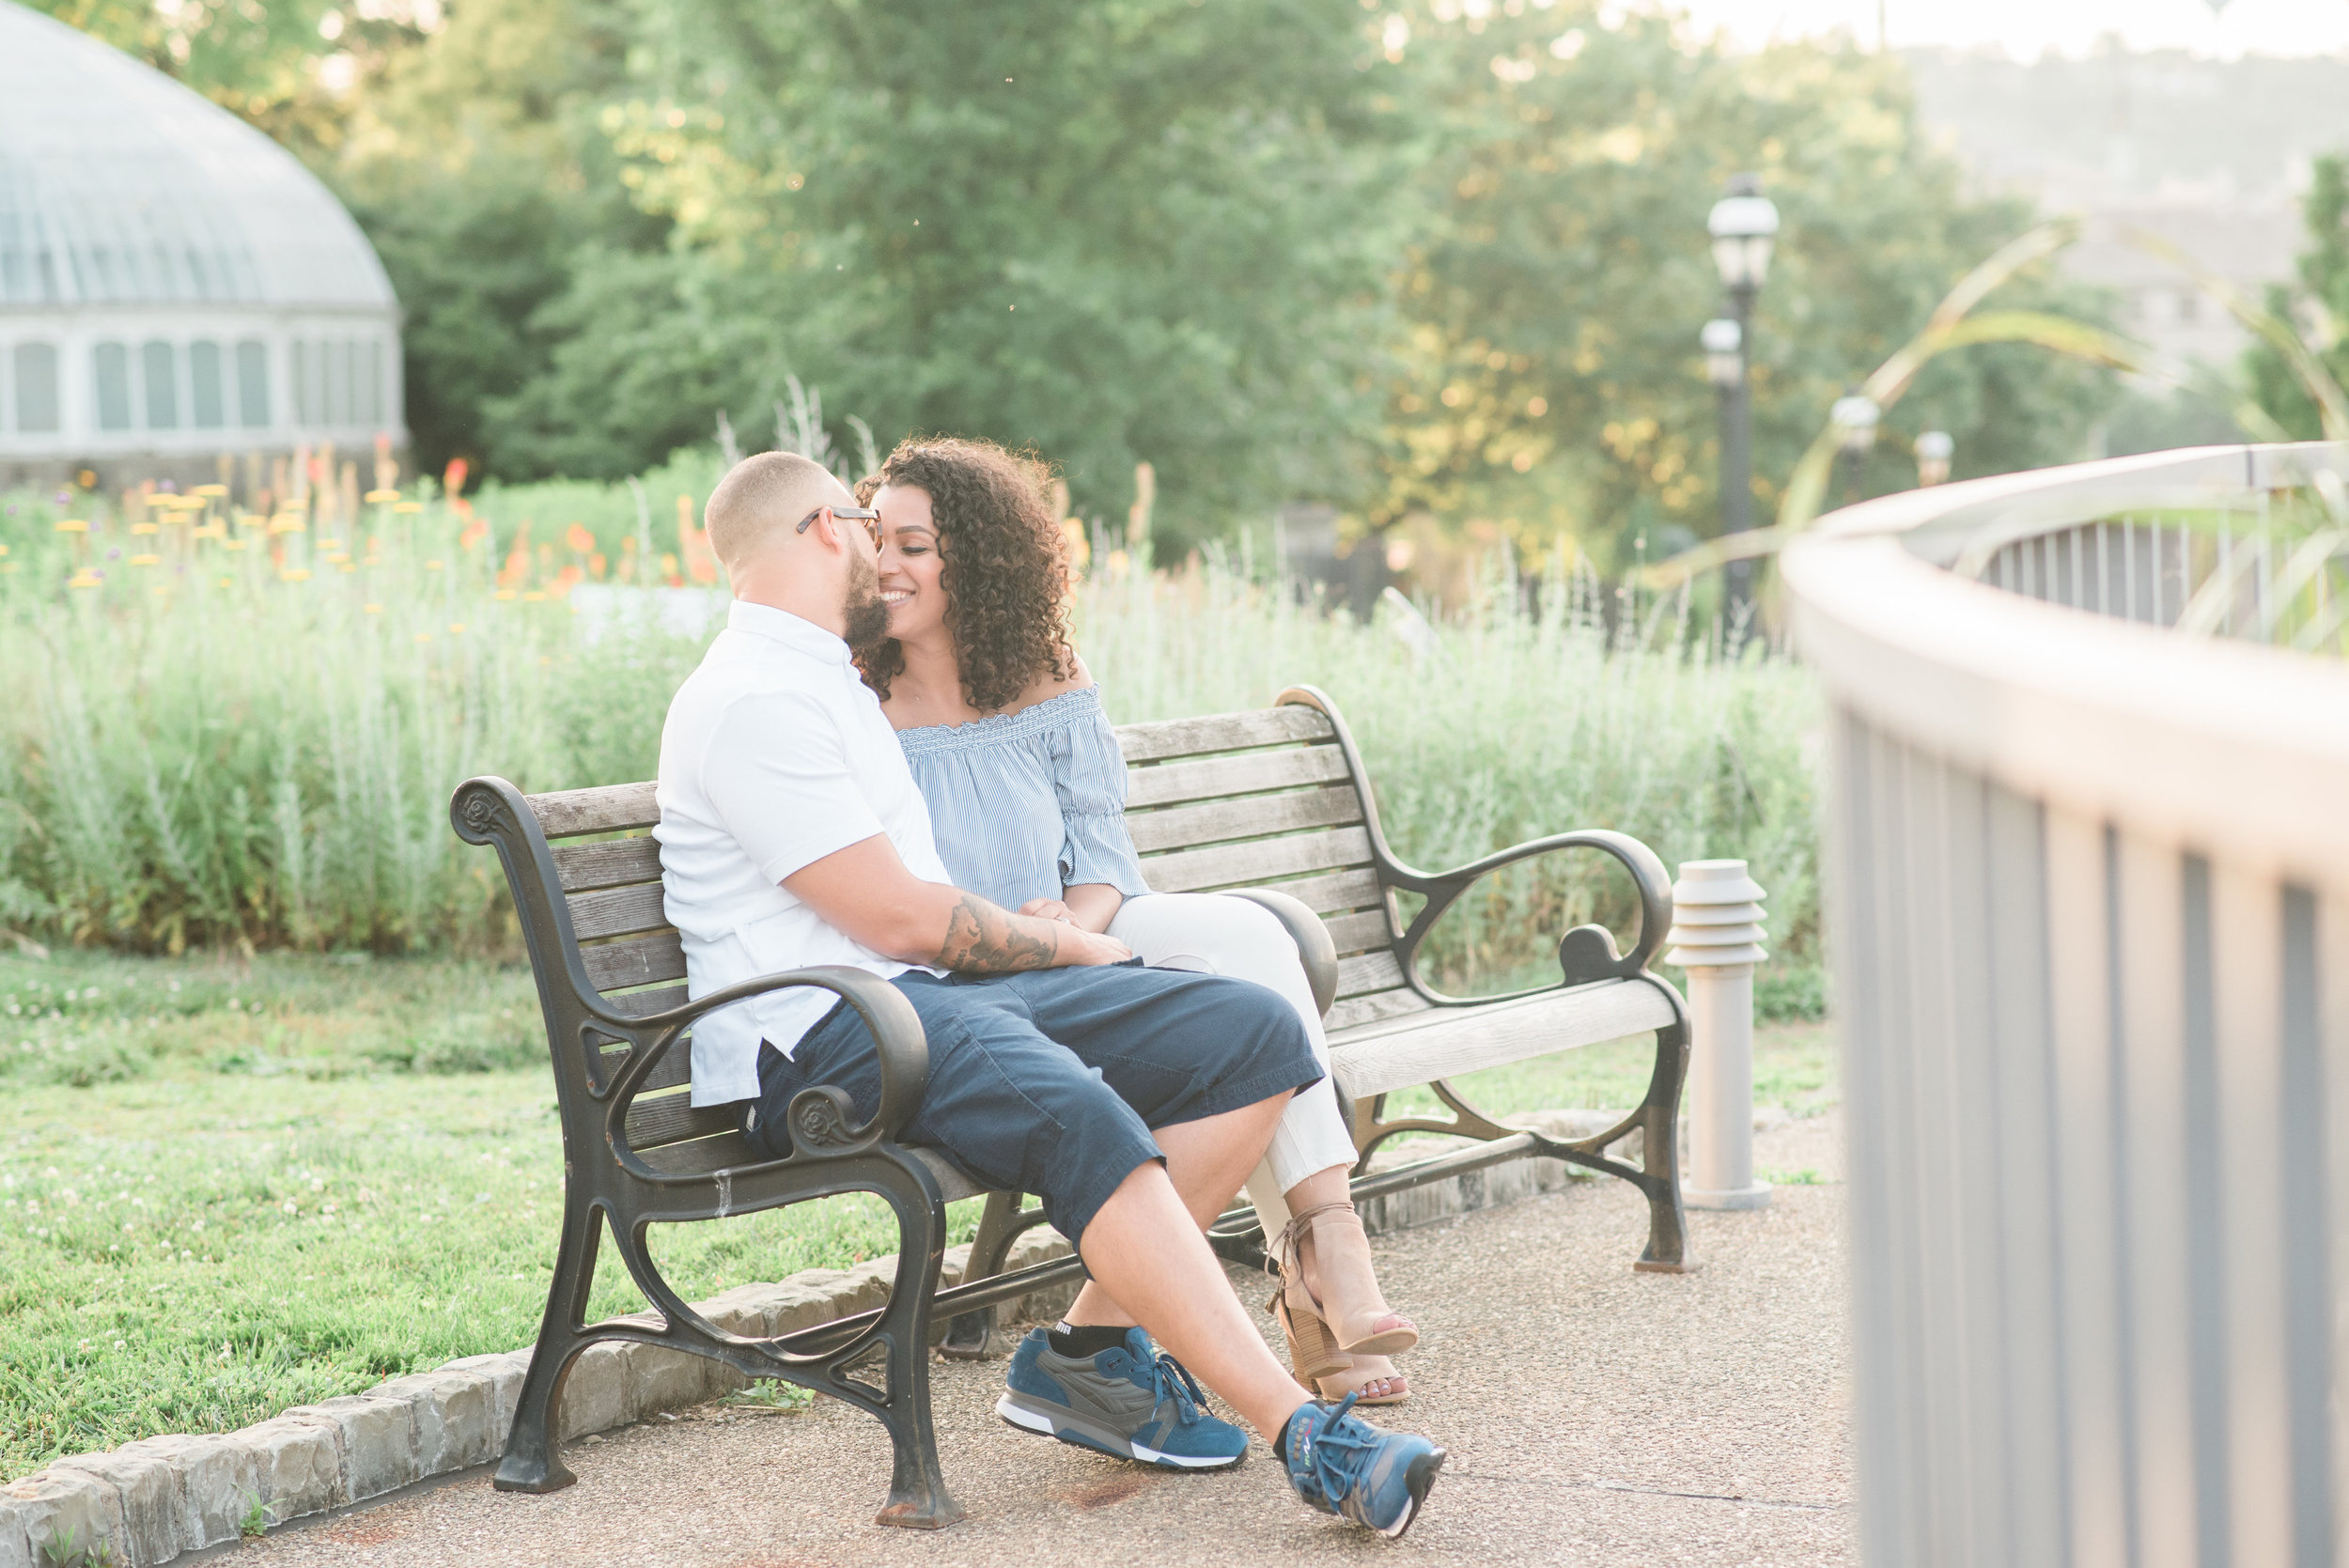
1666;859;1771;1210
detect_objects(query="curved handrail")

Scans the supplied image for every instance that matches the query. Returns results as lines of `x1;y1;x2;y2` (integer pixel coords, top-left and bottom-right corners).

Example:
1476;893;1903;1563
1781;442;2349;891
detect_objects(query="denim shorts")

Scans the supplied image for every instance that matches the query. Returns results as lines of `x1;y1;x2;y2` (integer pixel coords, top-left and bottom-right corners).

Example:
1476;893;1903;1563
746;961;1323;1250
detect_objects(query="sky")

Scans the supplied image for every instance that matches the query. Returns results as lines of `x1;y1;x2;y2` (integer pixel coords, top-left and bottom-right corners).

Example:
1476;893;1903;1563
1670;0;2349;58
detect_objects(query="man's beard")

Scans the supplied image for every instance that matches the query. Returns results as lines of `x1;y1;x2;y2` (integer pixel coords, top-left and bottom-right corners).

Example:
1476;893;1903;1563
842;548;892;652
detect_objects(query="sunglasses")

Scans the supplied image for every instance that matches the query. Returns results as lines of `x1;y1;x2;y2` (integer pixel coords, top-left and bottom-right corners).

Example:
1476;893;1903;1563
796;505;883;550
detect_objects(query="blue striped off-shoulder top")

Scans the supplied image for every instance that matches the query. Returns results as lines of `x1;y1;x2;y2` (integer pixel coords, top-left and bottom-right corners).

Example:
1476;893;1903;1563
894;685;1152;913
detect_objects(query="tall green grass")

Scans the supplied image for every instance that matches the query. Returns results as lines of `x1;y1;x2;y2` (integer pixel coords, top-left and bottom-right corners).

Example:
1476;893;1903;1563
2;487;1821;983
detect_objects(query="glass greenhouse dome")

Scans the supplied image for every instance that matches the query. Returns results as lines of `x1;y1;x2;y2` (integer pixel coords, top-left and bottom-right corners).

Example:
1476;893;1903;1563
0;1;404;488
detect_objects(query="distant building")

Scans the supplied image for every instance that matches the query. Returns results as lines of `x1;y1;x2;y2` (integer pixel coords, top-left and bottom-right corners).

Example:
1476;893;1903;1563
1907;47;2348;373
0;2;404;489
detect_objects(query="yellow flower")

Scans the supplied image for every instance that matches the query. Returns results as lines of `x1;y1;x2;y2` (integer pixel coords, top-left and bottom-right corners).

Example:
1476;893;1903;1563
218;576;234;587
448;622;467;634
365;489;400;504
494;589;517;601
0;542;9;555
1;563;19;575
425;559;444;571
220;540;246;552
68;570;101;588
129;553;160;567
55;519;88;534
237;514;265;529
153;585;170;597
192;484;227;498
414;631;434;643
340;563;357;573
319;538;343;551
364;604;384;614
280;568;312;582
131;521;159;536
393;502;424;515
270;518;305;536
521;590;548;602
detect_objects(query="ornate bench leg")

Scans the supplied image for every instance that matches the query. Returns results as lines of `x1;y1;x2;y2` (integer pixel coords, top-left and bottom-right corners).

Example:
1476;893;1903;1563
864;1162;965;1529
495;1199;604;1492
1632;1017;1695;1274
940;1189;1023;1361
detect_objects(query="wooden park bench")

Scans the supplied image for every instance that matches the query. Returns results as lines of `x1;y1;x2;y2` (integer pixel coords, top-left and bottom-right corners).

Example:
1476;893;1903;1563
450;684;1689;1530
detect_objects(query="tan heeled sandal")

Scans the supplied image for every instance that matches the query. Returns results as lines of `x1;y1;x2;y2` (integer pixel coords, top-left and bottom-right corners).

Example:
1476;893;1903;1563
1266;1202;1421;1383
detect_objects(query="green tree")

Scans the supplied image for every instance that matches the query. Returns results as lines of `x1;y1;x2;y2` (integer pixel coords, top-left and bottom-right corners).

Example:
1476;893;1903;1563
522;0;1413;541
329;0;669;483
1377;2;2118;573
2247;152;2349;442
27;0;421;158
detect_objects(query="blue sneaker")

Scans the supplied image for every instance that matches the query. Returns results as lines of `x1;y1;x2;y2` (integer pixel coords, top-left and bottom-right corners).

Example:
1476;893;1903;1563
995;1327;1250;1469
1281;1393;1445;1538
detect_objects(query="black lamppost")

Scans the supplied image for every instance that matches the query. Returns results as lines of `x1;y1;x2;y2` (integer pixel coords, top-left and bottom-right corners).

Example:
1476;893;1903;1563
1831;390;1880;505
1706;174;1779;621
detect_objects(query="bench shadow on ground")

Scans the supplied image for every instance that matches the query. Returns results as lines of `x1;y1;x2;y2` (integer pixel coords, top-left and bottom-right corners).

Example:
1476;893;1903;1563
222;1112;1851;1568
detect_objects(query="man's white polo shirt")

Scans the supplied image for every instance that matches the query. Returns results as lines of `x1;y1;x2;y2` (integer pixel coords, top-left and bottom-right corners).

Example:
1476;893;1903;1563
654;599;950;1106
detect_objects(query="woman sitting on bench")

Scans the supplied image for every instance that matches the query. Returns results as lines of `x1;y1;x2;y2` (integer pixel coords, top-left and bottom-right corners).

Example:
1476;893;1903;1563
851;436;1420;1405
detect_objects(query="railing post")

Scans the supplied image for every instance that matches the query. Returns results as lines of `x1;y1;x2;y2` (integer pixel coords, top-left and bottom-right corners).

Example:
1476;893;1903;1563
1667;859;1771;1211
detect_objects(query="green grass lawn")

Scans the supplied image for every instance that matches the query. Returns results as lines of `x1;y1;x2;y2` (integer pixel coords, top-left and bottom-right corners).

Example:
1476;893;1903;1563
1;948;1835;1481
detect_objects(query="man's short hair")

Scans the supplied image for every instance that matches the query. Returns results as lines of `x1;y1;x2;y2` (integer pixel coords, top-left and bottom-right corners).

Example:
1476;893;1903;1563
704;451;846;575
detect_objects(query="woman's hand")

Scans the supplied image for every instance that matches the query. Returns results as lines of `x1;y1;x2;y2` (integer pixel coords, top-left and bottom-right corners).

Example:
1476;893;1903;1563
1019;897;1076;924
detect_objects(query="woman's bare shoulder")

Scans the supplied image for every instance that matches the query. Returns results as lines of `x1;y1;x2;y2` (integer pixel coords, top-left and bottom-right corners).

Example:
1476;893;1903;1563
1009;650;1095;713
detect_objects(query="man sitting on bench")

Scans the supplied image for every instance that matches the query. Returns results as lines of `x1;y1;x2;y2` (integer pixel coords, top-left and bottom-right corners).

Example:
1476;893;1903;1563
654;451;1446;1537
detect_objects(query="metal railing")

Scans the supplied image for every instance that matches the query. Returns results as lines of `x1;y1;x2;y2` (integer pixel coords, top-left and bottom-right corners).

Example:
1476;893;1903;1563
1781;442;2349;1568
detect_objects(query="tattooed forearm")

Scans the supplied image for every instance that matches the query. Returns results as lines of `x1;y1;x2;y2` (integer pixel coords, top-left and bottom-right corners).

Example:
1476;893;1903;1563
935;894;1062;973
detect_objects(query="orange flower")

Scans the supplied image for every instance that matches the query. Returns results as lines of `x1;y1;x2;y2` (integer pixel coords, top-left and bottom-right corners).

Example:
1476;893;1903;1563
443;458;470;498
459;518;490;551
552;564;583;598
566;523;596;555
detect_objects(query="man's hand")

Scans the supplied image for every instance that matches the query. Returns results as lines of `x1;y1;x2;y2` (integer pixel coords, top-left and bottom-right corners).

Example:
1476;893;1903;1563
784;836;1130;973
1019;897;1075;924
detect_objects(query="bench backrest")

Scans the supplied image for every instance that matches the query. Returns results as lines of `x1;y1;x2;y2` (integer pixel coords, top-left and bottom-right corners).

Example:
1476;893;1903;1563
510;691;1428;1162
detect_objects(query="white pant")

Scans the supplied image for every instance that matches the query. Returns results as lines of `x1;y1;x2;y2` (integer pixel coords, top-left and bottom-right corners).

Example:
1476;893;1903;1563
1106;892;1358;1236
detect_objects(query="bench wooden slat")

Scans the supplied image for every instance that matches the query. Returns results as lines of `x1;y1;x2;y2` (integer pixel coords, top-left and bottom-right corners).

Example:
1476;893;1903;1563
1141;826;1372;895
568;883;671;942
633;1132;988;1203
599;984;691;1017
1328;978;1676;1099
1323;988;1432;1032
583;929;688;991
1114;706;1332;764
553;837;663;893
1336;951;1406;1000
1124;744;1350;810
640;1038;694;1093
1253;868;1386;918
1126;784;1363;856
626;1089;737;1151
527;782;661;840
1321;908;1393;956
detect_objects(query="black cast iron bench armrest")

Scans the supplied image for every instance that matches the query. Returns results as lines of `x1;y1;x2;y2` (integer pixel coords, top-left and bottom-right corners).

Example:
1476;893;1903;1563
612;966;932;1164
1384;830;1673;1004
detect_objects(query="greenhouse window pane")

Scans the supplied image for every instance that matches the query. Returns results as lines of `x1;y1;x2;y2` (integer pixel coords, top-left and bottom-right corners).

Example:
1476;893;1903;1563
142;339;178;428
361;339;381;426
12;343;59;433
190;340;225;428
289;336;308;424
94;342;131;430
236;340;269;427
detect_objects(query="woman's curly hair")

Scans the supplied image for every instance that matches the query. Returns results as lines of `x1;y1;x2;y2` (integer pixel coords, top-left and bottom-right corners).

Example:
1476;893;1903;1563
853;436;1075;713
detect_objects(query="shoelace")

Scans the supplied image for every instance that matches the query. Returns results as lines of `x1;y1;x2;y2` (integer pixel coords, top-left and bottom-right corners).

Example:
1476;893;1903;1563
1296;1392;1373;1503
1139;1346;1211;1427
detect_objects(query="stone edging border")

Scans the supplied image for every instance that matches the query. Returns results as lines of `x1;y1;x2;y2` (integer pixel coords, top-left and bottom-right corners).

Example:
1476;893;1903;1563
1;1109;1629;1568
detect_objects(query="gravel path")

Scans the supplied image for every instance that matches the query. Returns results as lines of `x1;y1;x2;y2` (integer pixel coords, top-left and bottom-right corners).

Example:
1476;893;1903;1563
213;1113;1851;1568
